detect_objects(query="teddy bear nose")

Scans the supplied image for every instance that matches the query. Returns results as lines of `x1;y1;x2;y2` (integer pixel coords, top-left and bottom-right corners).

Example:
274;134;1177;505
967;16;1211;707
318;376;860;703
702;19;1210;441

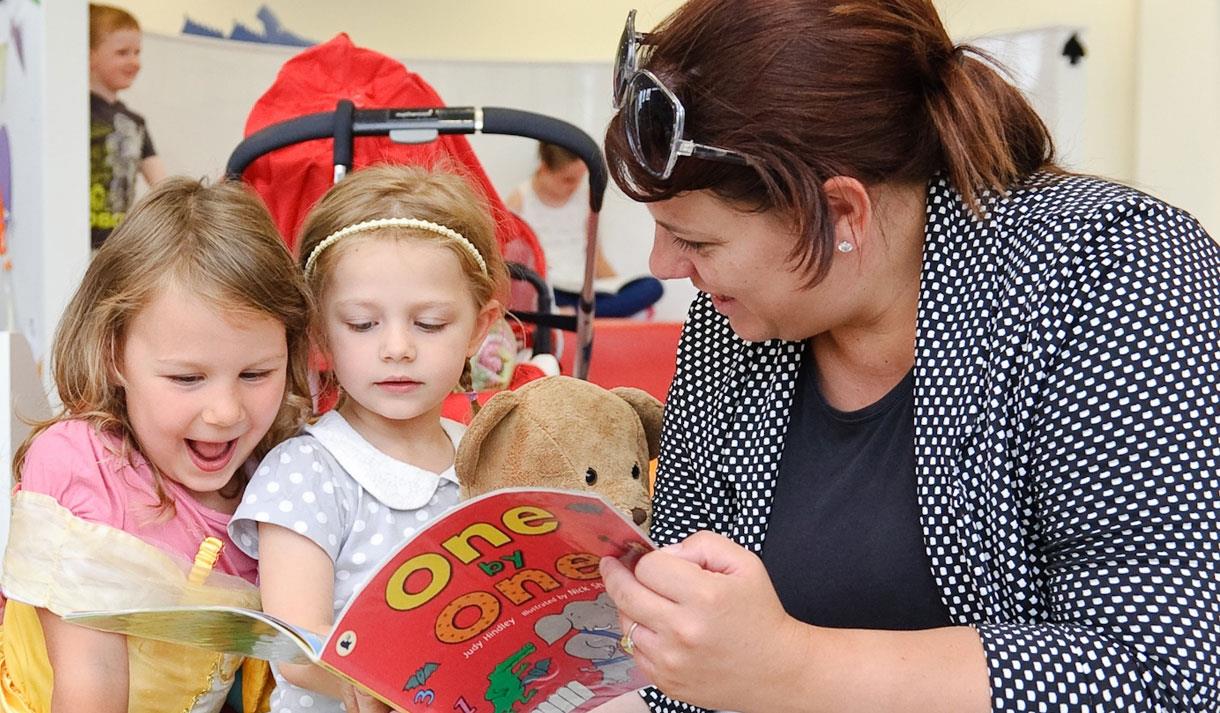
631;508;648;525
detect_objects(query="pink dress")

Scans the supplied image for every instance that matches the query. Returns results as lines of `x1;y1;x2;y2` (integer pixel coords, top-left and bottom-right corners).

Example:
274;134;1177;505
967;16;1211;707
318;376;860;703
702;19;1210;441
17;419;256;581
0;420;262;713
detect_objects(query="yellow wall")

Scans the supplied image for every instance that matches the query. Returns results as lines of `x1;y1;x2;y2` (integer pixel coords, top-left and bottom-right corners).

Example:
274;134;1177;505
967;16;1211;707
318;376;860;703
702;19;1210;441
117;1;682;62
935;0;1139;185
1134;0;1220;232
117;0;1215;231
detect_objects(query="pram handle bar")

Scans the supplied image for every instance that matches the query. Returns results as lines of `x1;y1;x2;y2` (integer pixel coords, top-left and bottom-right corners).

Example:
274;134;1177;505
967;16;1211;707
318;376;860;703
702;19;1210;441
225;105;603;380
507;262;559;357
478;108;607;213
225;107;607;212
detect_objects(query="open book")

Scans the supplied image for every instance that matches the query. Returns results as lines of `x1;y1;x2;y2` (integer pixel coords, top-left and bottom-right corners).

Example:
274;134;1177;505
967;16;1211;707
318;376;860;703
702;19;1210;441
66;488;654;712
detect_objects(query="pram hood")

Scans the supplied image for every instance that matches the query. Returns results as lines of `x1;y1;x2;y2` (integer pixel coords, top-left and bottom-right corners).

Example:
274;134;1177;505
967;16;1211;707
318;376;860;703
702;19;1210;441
242;33;546;281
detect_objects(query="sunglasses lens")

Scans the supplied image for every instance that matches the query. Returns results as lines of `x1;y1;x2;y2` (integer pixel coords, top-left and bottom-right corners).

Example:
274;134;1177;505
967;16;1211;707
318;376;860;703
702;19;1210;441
613;10;640;107
625;74;677;178
613;24;632;106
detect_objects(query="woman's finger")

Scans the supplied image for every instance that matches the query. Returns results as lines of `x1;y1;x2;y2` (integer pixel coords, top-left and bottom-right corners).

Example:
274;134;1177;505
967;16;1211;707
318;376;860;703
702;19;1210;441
599;555;678;625
632;532;767;604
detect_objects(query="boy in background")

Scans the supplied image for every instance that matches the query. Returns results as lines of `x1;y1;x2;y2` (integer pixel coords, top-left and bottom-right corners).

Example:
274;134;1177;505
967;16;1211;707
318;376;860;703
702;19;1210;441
89;3;165;250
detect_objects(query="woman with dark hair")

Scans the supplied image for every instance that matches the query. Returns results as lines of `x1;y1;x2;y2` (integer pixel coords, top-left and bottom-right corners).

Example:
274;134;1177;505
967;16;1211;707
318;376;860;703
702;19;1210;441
595;1;1220;712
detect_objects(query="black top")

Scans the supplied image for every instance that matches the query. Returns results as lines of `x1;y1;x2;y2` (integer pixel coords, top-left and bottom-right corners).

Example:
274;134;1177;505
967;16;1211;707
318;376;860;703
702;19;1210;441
761;351;951;630
90;92;156;248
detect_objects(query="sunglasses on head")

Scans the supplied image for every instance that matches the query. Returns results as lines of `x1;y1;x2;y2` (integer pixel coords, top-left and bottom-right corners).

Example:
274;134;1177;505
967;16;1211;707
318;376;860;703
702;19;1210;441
613;9;752;180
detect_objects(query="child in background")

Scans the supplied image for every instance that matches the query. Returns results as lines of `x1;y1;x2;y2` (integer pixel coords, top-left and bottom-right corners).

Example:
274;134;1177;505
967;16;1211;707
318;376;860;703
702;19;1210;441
0;178;313;713
229;164;507;713
506;142;663;317
89;3;166;249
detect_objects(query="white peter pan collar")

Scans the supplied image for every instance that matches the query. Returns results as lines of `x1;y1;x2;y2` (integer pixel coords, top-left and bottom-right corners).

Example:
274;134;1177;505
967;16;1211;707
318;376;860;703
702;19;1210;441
304;410;464;511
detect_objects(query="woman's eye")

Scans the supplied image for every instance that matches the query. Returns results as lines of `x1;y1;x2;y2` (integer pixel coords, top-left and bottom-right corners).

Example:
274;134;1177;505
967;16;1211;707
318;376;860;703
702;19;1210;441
673;236;711;255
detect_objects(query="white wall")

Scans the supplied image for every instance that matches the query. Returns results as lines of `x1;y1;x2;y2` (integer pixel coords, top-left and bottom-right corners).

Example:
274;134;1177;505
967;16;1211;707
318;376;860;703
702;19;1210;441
99;0;1220;328
114;0;1145;183
0;0;89;363
0;0;79;553
123;33;691;320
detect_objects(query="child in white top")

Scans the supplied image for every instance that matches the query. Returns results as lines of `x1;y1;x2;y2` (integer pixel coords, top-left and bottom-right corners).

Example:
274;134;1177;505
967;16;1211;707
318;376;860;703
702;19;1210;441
506;142;663;317
230;165;507;713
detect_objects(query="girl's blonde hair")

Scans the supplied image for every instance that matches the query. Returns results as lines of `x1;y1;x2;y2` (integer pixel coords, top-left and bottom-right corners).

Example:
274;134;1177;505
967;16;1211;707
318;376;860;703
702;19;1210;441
297;164;509;396
14;177;313;509
89;3;140;49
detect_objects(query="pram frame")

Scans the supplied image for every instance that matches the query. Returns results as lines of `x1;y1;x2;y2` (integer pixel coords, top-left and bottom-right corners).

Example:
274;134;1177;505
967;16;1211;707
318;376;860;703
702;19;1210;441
226;103;607;379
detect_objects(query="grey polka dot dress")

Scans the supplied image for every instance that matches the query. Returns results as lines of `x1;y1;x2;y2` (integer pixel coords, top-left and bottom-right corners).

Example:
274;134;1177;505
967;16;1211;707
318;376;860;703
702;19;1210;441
230;411;464;713
641;174;1220;712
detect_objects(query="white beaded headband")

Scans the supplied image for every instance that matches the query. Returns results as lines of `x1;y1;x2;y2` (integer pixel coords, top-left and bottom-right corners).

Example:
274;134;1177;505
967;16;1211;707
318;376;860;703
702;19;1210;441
303;217;488;277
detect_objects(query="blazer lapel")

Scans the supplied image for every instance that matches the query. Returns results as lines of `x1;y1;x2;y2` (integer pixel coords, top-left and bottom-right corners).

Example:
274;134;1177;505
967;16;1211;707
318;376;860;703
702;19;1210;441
914;176;998;622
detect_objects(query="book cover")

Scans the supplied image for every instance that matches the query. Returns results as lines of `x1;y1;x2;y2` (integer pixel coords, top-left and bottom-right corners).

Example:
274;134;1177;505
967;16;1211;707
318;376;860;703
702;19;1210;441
67;488;654;712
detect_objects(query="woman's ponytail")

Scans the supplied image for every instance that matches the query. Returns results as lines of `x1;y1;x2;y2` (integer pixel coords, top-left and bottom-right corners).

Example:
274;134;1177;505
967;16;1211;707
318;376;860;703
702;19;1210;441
924;45;1057;212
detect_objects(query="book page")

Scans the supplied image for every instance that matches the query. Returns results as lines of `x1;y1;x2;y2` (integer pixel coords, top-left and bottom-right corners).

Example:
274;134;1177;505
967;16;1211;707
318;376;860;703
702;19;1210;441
65;605;325;665
320;488;653;712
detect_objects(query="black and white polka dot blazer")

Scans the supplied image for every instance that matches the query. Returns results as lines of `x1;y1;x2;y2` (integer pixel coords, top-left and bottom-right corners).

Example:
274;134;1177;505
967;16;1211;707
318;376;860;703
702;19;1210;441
642;174;1220;712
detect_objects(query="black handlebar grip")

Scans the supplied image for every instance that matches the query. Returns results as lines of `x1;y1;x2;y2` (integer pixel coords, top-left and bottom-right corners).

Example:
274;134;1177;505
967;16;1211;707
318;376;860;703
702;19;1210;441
224;111;335;179
332;99;355;175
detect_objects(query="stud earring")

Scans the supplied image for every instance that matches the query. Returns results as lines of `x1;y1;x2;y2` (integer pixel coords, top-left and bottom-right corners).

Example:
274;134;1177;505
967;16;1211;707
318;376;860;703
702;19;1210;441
836;240;854;253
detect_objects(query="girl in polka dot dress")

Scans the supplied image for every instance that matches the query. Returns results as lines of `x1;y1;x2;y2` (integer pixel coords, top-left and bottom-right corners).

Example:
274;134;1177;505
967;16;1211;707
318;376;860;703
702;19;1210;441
0;178;313;713
230;165;507;713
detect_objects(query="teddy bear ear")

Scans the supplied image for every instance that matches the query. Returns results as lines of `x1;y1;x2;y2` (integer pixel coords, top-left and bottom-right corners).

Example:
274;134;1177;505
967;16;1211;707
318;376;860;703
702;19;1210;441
454;389;522;493
611;387;663;460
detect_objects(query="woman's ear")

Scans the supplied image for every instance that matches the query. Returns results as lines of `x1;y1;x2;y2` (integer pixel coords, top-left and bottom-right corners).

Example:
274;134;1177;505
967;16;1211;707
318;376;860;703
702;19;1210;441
466;300;502;358
821;176;874;253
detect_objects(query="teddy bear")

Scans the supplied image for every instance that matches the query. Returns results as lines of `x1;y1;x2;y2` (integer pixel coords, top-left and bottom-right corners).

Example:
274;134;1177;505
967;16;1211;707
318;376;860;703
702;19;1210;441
454;376;662;530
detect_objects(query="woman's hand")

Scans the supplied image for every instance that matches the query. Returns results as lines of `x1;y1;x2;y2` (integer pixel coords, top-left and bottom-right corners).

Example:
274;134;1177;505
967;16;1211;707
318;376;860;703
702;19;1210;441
602;531;992;713
600;531;813;712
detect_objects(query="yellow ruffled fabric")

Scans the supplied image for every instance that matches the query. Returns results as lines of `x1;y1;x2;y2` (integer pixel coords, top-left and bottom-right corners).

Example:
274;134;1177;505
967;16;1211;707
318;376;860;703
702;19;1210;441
0;491;263;713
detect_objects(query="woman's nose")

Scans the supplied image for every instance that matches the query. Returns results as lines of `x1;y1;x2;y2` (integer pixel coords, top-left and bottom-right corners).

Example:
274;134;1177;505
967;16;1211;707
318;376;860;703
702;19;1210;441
649;236;692;281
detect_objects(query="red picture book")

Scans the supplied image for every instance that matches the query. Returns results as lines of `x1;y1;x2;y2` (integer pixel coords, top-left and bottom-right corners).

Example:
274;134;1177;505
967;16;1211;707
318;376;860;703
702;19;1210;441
66;488;654;712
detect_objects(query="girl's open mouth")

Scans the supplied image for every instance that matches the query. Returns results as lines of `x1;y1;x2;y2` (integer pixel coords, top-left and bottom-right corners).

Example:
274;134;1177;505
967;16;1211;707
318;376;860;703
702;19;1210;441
186;438;238;473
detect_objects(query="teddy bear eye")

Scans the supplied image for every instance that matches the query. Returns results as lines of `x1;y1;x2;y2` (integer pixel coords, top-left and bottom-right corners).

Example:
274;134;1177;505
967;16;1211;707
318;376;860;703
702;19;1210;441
585;468;598;485
631;464;641;480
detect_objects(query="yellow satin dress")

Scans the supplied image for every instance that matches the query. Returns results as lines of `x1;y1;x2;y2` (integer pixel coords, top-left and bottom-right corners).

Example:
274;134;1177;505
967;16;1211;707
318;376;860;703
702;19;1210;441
0;491;273;713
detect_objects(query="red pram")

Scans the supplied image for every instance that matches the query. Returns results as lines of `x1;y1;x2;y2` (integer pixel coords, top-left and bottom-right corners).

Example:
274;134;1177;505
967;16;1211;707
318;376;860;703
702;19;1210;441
227;34;604;378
